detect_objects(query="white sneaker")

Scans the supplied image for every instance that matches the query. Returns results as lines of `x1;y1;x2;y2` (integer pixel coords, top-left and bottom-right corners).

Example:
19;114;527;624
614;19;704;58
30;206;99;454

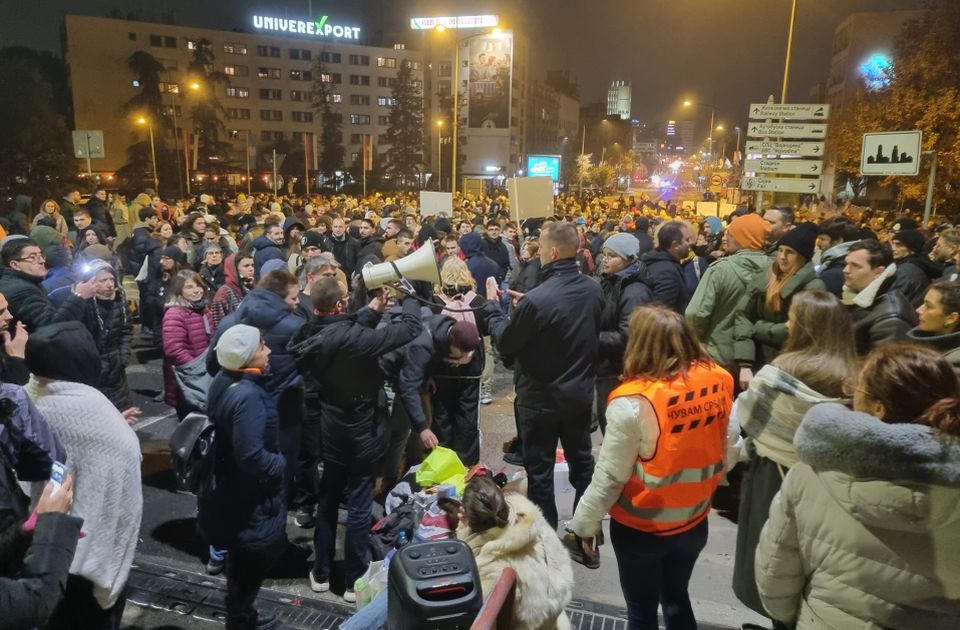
480;391;493;405
343;588;357;603
309;571;330;593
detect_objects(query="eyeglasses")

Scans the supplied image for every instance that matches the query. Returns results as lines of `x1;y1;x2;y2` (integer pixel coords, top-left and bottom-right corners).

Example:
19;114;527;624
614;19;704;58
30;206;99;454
15;253;44;263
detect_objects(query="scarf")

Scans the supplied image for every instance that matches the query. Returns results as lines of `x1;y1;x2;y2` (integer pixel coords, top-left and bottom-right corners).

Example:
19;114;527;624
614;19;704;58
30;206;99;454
842;262;897;308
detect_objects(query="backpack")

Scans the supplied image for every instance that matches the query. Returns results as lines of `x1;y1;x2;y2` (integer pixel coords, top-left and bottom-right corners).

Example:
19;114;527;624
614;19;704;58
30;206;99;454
169;381;239;495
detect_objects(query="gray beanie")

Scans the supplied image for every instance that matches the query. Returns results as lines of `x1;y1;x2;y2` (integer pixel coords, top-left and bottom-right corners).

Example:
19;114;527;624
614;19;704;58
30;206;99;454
602;233;640;260
215;324;262;370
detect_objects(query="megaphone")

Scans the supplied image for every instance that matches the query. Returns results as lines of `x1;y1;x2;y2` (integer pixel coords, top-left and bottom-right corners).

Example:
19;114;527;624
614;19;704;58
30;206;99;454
361;239;441;289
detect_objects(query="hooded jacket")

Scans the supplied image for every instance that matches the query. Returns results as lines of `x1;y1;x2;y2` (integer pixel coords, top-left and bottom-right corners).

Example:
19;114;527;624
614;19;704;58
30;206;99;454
734;261;824;366
0;267;90;334
891;254;944;308
816;240;854;297
641;249;689;313
756;403;960;629
457;493;573;630
251;235;284;279
209;288;305;407
906;326;960;373
210;253;251;331
460;233;500;291
685;248;771;370
356;234;385;263
481;234;510;284
598;260;653;378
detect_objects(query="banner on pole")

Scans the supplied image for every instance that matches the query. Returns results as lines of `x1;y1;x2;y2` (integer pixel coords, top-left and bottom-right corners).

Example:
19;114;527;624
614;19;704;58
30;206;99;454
362;134;373;171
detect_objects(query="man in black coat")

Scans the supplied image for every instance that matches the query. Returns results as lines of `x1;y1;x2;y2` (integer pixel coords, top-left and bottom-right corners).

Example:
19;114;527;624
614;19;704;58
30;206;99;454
84;188;117;239
128;207;160;277
481;220;510;285
289;277;420;601
631;216;655;257
0;239;96;334
355;218;385;263
642;220;692;313
480;222;603;529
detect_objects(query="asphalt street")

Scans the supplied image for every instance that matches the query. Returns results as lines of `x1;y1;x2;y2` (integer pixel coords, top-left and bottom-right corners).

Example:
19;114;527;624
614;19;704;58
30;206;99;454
121;332;766;629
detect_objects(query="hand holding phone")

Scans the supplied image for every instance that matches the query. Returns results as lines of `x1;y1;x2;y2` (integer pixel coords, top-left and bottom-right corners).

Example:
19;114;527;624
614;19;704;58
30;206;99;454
49;462;66;496
37;471;73;515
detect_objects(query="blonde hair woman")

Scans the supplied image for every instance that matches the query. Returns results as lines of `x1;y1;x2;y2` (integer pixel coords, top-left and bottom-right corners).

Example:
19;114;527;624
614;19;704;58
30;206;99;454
32;199;69;237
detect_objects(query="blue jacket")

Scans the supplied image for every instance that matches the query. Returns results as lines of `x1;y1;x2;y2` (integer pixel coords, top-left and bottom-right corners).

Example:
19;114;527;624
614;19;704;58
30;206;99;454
460;233;499;290
209;289;305;406
198;371;286;552
251;236;284;279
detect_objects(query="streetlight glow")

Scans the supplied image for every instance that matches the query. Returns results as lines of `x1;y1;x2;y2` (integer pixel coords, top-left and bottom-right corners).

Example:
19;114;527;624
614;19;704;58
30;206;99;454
434;24;446;32
136;116;146;125
190;81;201;90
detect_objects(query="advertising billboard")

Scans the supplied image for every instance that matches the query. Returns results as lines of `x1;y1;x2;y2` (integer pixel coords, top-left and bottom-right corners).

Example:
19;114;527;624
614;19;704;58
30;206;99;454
527;155;561;182
410;15;499;30
467;34;513;129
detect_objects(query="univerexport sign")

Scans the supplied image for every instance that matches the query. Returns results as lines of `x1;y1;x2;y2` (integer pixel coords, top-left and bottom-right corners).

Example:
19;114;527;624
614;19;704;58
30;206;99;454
252;15;360;40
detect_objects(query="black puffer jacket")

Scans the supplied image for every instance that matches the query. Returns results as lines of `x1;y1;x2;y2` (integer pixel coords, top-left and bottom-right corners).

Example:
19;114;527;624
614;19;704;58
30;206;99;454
642;249;689;313
288;298;420;466
128;226;160;277
848;276;917;355
0;268;89;334
483;259;603;412
322;234;359;279
891;255;944;307
84;287;133;411
598;261;653;378
512;258;541;295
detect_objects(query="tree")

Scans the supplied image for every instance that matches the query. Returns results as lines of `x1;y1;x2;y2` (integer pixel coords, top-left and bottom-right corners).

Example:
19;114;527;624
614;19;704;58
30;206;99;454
385;60;424;188
828;2;960;217
0;56;75;198
574;153;592;192
311;55;344;187
589;163;615;191
117;50;176;191
186;39;232;182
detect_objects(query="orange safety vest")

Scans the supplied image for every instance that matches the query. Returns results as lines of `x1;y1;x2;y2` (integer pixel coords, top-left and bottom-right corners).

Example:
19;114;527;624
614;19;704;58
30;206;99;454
607;363;733;535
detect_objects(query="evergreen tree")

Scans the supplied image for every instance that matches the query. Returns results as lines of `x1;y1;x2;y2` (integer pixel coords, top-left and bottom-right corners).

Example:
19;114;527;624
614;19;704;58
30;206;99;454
385;60;424;188
311;56;344;187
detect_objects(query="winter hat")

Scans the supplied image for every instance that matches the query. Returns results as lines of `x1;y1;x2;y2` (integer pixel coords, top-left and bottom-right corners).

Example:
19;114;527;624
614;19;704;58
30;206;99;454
283;217;306;235
728;213;770;250
892;217;919;232
26;321;101;388
448;320;481;352
703;216;723;235
78;258;115;281
43;245;71;270
777;222;819;262
301;230;325;249
260;258;288;276
434;217;452;234
30;225;61;251
892;229;926;255
602;233;640;260
161;245;187;266
635;217;651;232
82;244;113;261
215;324;261;370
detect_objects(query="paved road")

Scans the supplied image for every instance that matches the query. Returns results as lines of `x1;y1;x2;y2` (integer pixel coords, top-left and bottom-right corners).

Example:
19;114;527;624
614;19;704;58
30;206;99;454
121;334;766;629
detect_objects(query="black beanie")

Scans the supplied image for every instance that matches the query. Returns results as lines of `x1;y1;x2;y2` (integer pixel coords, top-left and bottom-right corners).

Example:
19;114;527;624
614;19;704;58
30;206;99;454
26;321;101;388
161;245;188;266
778;222;819;262
893;229;926;255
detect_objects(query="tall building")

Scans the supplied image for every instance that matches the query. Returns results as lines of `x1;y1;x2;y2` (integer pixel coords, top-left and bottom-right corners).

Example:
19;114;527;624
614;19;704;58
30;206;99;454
526;81;561;156
826;10;927;114
64;14;422;188
606;81;631;120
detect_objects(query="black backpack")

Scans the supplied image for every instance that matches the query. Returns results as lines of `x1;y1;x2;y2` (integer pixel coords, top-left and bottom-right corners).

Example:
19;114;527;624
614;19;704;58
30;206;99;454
168;381;239;495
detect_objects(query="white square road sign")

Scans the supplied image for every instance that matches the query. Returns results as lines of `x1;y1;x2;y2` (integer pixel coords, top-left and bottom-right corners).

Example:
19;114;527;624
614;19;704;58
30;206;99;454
860;131;922;176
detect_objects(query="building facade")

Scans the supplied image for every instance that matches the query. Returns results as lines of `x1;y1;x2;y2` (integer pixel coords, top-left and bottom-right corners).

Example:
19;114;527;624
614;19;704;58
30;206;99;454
606;81;631;120
64;14;422;189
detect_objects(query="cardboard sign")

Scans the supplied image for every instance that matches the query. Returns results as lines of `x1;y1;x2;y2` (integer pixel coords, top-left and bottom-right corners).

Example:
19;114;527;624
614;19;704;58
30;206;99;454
507;177;554;221
419;191;453;217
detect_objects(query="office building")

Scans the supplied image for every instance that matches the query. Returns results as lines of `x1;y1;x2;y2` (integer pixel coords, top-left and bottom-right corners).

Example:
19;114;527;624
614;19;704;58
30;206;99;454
606;81;631;120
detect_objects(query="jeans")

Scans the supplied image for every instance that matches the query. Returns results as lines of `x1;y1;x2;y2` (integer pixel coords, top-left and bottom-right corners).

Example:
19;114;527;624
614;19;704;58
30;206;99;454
517;404;595;529
341;589;388;630
313;460;376;589
225;541;282;630
609;518;709;630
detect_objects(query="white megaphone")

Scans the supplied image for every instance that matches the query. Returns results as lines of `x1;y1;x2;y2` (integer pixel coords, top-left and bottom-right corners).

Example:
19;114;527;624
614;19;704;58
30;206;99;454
361;239;441;289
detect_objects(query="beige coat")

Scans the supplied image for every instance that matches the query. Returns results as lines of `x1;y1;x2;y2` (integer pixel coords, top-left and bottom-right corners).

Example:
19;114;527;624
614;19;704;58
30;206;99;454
756;403;960;629
458;493;573;630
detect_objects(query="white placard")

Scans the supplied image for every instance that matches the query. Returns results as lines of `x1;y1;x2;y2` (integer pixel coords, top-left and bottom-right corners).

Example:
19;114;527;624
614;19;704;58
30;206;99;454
743;159;823;175
749;103;830;120
419;191;453;217
746;122;827;139
507;177;554;221
860;131;923;176
744;140;824;157
741;176;821;194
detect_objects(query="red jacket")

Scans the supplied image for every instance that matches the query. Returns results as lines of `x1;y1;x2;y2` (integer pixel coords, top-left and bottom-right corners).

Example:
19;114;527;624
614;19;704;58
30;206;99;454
162;303;213;406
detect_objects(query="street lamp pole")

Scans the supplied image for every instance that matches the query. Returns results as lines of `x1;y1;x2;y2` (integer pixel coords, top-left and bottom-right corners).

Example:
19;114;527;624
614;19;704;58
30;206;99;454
436;119;444;191
781;0;799;103
708;108;716;165
168;88;185;198
138;117;160;193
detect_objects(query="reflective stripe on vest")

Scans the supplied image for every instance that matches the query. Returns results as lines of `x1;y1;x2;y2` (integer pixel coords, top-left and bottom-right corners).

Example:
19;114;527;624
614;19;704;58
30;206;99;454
607;363;733;536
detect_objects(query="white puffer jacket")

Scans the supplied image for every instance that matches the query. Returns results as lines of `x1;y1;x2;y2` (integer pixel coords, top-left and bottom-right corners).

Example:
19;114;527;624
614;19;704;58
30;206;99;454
756;403;960;629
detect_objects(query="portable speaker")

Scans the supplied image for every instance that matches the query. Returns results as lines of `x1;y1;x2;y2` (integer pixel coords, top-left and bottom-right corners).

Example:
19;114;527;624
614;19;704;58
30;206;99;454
387;539;482;630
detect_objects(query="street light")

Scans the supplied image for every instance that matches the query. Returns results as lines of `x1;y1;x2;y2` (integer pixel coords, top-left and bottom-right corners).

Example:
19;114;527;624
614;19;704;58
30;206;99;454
136;115;159;193
436;119;444;191
683;99;717;163
165;75;204;196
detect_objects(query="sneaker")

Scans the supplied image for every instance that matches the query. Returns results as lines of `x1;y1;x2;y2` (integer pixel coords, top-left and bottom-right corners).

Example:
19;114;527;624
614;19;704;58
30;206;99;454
562;532;600;569
342;588;357;603
205;555;225;576
255;610;278;628
480;390;493;405
294;506;316;529
308;570;330;593
503;450;524;466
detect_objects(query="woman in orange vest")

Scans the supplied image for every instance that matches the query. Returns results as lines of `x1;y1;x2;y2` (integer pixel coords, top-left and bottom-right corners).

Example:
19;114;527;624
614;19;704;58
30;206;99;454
567;304;734;630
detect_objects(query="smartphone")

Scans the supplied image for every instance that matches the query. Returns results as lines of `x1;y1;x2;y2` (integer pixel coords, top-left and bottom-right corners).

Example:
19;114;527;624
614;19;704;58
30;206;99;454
50;461;66;496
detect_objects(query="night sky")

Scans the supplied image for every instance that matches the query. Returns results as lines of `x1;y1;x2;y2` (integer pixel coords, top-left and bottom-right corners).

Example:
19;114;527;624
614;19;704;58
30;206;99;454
0;0;930;130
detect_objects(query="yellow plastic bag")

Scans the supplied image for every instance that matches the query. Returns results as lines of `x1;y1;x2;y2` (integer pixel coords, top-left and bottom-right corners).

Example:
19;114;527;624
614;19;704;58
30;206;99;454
415;447;467;494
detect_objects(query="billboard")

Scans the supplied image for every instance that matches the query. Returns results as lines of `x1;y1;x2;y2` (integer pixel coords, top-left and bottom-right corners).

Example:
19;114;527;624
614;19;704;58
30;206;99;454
410;15;499;30
467;34;513;129
527;155;561;182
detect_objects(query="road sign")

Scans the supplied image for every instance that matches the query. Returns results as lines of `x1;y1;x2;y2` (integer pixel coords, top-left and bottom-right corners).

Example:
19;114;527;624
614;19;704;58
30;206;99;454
634;141;658;153
743;158;823;175
744;140;824;157
749;103;830;120
747;122;827;139
710;173;723;187
72;130;105;159
860;131;922;176
741;176;821;194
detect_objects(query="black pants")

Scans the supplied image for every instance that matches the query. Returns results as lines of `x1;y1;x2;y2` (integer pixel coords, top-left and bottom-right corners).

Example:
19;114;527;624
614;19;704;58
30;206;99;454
312;460;375;589
431;377;481;467
225;541;283;629
610;518;708;630
46;574;126;630
278;387;305;504
595;375;620;434
293;396;323;511
517;404;594;529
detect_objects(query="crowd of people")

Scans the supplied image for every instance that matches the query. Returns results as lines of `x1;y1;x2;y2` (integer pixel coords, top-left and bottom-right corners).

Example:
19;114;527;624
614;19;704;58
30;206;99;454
0;184;958;630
